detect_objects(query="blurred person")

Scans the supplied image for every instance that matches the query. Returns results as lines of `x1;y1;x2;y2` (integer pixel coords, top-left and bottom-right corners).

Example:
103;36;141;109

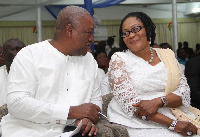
178;42;182;49
0;38;25;136
177;48;188;66
185;56;200;110
94;50;108;74
1;6;102;137
0;46;5;67
105;36;119;55
107;12;198;137
94;40;106;53
0;38;25;108
159;42;172;50
152;43;161;49
195;43;200;56
183;41;194;59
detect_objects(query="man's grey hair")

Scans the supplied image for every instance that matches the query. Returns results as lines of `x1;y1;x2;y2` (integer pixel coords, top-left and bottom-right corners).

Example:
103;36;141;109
56;6;91;30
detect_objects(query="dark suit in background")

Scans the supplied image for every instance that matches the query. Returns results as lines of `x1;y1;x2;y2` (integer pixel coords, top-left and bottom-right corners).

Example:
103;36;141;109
185;56;200;109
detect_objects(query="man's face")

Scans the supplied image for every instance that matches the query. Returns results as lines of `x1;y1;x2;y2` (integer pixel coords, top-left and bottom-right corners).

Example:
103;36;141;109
72;15;94;56
4;42;25;65
0;47;5;66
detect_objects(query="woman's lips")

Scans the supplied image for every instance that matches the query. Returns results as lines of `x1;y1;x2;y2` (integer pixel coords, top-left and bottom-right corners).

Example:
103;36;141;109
131;39;139;45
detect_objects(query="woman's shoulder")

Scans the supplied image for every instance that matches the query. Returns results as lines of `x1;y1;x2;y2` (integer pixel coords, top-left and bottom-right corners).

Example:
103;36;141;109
110;51;129;61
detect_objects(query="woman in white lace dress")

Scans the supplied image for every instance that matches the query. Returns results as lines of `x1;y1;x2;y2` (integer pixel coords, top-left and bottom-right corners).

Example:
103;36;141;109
107;12;198;137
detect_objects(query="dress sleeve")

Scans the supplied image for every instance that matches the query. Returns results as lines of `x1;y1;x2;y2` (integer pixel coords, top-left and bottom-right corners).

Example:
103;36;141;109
108;54;141;117
172;62;191;108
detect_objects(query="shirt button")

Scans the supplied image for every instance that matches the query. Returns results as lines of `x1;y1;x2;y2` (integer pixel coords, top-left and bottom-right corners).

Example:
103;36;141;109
56;120;60;124
67;89;68;91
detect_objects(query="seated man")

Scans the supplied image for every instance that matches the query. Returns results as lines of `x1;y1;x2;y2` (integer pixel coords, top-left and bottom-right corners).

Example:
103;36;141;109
1;6;102;137
185;56;200;109
0;38;25;116
0;46;5;67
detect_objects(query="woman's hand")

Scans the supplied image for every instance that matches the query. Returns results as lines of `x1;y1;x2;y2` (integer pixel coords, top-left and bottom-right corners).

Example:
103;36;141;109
175;121;197;136
132;98;162;120
75;118;98;136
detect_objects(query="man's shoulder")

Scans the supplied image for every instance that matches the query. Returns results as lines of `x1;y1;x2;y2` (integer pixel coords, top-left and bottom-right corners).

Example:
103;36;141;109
26;40;50;50
19;40;51;55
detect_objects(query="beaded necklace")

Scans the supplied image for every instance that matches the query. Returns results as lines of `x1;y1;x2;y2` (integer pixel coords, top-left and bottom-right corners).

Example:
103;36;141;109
148;47;153;63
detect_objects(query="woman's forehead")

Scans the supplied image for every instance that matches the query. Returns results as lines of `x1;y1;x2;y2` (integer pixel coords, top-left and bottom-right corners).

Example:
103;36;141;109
123;17;143;29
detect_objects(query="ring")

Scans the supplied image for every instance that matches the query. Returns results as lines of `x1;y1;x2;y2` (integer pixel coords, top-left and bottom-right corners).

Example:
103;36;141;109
187;132;192;136
141;115;147;120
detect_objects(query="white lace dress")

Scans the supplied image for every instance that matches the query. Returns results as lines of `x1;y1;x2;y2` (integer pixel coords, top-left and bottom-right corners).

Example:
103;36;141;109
107;49;197;137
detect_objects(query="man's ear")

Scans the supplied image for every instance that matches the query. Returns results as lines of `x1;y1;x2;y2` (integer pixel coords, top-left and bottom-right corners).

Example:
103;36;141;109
65;24;73;37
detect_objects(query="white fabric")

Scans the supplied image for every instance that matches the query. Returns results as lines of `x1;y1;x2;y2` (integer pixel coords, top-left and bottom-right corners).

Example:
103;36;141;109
179;63;185;73
107;48;194;137
97;68;106;87
1;40;102;137
97;68;111;96
100;75;111;96
0;65;8;107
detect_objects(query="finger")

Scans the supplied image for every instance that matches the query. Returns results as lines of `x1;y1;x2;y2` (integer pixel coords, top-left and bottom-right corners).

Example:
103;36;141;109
94;104;101;112
146;115;151;121
88;124;96;136
90;110;99;124
135;105;141;117
132;102;140;107
191;124;198;135
94;125;98;136
82;122;93;136
80;118;89;133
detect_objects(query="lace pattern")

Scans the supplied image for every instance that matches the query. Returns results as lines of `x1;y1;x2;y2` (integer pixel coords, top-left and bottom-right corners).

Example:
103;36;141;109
172;62;191;107
108;54;140;117
108;49;191;119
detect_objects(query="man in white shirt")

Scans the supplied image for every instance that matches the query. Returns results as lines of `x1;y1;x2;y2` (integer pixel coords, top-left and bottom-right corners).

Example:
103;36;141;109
0;38;25;112
0;46;5;67
1;6;102;137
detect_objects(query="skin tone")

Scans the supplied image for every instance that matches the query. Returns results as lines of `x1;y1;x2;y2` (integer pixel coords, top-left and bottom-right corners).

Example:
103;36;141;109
178;49;187;61
50;13;99;136
122;16;197;136
96;52;108;73
0;47;5;67
50;15;94;57
3;41;25;73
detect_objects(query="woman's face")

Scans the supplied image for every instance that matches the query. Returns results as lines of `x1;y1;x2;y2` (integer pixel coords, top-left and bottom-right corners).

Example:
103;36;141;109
96;52;107;68
122;17;149;54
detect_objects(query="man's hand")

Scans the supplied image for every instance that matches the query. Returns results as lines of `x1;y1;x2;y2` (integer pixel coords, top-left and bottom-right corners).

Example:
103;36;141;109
132;98;162;120
75;118;98;136
68;103;101;124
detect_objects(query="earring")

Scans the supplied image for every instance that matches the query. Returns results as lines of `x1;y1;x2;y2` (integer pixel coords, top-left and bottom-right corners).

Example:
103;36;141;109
149;38;151;45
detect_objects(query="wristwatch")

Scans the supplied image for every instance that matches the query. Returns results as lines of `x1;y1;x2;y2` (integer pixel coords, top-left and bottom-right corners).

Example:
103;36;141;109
161;96;168;107
168;120;177;131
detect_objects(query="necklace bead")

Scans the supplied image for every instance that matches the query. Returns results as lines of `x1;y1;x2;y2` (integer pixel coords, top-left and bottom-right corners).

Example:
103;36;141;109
148;47;153;63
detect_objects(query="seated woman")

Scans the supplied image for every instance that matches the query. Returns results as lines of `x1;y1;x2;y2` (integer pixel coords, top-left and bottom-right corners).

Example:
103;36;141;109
94;50;108;74
107;12;198;137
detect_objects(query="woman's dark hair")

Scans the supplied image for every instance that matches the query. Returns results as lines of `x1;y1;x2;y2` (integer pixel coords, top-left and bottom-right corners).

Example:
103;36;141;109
119;12;156;51
93;50;107;60
108;48;121;60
